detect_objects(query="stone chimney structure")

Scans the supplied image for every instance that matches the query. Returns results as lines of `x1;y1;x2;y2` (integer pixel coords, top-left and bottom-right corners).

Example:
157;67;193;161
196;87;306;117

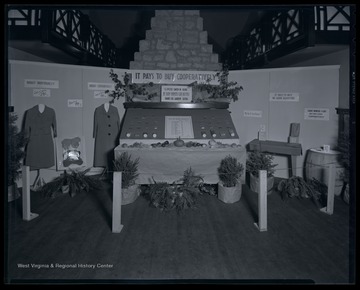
130;10;222;71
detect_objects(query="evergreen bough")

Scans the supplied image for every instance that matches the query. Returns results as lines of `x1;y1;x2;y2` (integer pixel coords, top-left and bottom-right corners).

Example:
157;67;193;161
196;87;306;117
7;113;26;185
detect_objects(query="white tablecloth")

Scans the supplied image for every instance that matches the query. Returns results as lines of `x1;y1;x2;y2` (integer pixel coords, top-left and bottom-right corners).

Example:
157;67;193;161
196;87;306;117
114;145;246;184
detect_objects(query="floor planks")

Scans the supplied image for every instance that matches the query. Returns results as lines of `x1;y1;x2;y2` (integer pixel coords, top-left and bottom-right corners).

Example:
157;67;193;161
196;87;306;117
5;180;352;284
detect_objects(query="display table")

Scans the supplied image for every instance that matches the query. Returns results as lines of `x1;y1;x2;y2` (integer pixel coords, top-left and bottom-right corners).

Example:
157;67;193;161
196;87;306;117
114;145;246;184
247;139;302;176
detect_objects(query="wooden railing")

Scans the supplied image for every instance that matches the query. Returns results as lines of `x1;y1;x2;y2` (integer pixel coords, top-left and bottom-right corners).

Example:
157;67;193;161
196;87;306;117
7;8;119;67
224;6;351;69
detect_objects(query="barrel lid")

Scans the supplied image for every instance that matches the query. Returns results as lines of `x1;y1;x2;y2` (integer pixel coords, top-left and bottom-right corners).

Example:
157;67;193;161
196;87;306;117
310;148;340;154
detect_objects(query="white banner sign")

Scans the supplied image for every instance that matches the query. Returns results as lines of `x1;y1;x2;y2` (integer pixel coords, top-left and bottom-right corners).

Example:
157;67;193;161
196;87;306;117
94;91;108;99
67;99;83;108
304;108;329;120
161;86;192;102
25;79;59;89
270;92;299;102
243;110;263;118
88;82;114;91
33;89;51;98
132;70;219;85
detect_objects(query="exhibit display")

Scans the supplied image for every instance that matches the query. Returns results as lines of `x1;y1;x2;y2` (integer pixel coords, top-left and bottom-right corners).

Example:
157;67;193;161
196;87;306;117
115;101;246;185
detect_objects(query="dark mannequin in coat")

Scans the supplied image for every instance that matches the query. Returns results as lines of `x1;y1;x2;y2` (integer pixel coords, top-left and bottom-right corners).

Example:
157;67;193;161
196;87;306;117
23;104;57;169
93;103;120;168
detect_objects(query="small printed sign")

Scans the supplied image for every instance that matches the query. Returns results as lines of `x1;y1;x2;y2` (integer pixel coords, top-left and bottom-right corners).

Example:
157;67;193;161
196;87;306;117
243;110;263;118
25;79;59;89
67;99;83;108
87;82;114;91
94;91;108;99
161;85;192;102
270;92;299;102
304;108;329;120
33;89;51;98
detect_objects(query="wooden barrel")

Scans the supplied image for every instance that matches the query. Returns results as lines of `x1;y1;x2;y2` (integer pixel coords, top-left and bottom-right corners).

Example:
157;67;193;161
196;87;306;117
305;148;344;196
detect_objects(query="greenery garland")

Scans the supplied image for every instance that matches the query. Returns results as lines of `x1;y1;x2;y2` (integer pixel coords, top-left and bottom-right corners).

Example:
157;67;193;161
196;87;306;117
105;69;158;103
190;67;243;102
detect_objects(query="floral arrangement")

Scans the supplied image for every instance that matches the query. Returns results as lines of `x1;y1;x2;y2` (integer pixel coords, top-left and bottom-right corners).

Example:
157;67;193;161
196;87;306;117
144;167;215;213
277;176;324;208
40;168;101;198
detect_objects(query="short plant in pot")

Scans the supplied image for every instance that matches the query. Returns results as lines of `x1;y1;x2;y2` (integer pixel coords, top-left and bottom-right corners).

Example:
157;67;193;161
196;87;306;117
113;152;141;205
246;151;277;195
217;155;244;203
7;112;27;202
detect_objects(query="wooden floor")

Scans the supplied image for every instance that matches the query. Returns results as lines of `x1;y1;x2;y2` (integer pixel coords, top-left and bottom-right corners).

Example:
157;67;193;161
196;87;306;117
5;180;353;284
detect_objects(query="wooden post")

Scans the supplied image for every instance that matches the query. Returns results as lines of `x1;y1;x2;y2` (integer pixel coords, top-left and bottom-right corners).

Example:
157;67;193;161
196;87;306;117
254;170;267;232
22;165;39;221
112;171;124;233
289;123;300;177
320;164;335;215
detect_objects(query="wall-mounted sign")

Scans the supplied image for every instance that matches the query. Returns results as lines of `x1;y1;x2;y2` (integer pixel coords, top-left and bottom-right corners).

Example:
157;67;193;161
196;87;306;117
270;92;299;102
243;110;263;118
33;89;51;98
68;99;83;108
94;91;108;99
24;79;59;89
304;108;329;120
132;70;219;85
87;82;114;91
161;85;192;102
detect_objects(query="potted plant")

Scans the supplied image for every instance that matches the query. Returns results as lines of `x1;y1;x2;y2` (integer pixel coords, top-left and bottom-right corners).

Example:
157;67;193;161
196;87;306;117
217;155;244;203
246;151;277;195
190;66;243;103
113;152;141;205
7;112;27;202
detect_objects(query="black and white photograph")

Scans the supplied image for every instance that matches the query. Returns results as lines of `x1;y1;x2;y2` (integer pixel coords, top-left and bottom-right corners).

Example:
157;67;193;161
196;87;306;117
4;4;356;285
